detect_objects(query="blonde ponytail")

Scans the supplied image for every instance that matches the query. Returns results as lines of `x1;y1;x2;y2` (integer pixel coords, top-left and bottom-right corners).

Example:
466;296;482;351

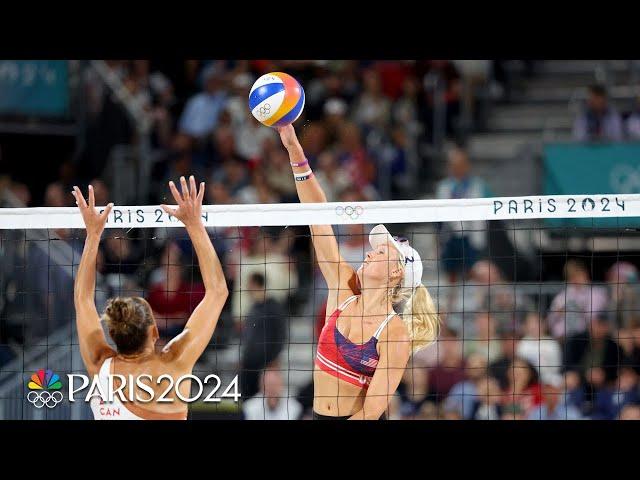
391;284;440;353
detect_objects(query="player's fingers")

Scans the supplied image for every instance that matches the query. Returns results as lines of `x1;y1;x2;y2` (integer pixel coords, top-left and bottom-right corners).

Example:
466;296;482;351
88;185;95;208
180;176;189;200
100;203;114;221
169;181;182;204
160;204;177;216
189;175;197;201
197;182;205;203
72;186;87;208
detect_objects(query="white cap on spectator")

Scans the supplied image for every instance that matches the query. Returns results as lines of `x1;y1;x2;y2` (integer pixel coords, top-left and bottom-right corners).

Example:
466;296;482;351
232;73;254;90
545;373;563;389
149;72;172;95
324;98;347;116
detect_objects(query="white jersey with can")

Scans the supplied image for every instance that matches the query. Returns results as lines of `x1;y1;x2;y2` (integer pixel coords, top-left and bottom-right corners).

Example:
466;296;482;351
90;357;145;420
89;357;187;421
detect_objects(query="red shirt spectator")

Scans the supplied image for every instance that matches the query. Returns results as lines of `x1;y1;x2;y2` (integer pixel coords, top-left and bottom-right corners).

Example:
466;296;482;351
147;281;205;319
375;61;414;100
501;358;543;419
146;242;206;336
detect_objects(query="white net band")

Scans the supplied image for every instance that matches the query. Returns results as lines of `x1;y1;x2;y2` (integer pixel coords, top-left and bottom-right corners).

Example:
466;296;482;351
1;194;638;229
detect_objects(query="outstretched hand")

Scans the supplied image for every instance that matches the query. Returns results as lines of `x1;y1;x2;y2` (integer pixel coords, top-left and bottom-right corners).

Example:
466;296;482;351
72;185;113;237
275;124;299;150
161;175;205;229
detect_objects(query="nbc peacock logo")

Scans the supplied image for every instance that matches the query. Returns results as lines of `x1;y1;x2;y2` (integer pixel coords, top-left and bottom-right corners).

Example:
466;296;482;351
26;369;63;409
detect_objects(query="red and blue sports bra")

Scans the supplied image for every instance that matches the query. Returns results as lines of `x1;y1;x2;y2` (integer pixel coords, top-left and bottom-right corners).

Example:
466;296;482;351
315;295;396;389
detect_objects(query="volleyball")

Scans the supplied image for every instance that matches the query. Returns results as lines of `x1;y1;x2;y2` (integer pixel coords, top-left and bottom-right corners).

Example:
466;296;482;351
248;72;305;127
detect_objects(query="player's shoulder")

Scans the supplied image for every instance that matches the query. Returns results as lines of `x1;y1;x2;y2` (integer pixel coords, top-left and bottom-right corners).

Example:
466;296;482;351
382;314;410;341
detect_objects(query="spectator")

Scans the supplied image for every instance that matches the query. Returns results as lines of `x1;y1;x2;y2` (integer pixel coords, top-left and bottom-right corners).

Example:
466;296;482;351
619;403;640;420
606;261;640;331
233;108;278;162
592;364;640;420
464;312;503;363
447;260;534;337
208;179;232;206
444;353;488;419
212;124;248;167
242;368;303;420
472;374;502;420
212;157;249;199
262;147;298;202
299;121;328;166
148;77;177;150
488;333;519;390
305;67;347;121
393;75;421;132
101;232;141;277
394;357;430;420
426;327;466;404
146;241;205;339
419;60;462;139
9;181;31;206
335;222;368;270
88;178;110;207
225;72;255;128
436;146;491;284
452;60;491;130
239;273;287;399
236;168;279;205
322;97;349;145
501;358;542;420
516;311;563;385
547;259;609;339
45;181;72;208
572;84;623;142
563;313;625;397
375;60;414;100
155;142;207;202
527;374;583;420
335;121;377;193
178;63;228;139
625;96;640;139
313;150;351;202
231;229;298;321
352;68;391;133
44;181;73;241
377;126;411;199
26;182;81;339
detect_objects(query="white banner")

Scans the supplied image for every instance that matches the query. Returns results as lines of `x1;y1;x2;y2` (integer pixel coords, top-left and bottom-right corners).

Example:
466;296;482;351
1;194;639;229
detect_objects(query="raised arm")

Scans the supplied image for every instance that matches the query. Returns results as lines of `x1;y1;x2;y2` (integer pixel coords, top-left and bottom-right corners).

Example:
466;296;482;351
72;185;115;376
276;125;357;301
160;176;229;367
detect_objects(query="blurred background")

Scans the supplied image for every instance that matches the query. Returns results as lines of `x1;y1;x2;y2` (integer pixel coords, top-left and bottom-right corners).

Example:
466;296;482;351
1;60;640;420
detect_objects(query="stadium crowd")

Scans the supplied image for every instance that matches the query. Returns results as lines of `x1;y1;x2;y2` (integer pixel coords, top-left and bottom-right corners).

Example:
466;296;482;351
1;60;640;420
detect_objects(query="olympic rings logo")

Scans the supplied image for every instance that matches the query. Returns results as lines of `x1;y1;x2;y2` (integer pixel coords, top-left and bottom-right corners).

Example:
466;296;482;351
258;103;271;117
27;390;63;409
336;205;364;220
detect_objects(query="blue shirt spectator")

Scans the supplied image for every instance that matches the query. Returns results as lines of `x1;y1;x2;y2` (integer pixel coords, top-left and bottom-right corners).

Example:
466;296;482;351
436;146;492;281
178;64;228;138
592;366;640;420
527;379;583;420
444;380;478;419
527;402;583;420
572;84;623;142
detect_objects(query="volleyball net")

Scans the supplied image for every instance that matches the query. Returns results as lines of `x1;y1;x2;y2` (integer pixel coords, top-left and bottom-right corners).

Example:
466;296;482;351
1;193;640;420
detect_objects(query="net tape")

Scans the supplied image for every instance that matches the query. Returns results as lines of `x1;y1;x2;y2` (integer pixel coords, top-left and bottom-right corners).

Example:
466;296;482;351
0;194;638;229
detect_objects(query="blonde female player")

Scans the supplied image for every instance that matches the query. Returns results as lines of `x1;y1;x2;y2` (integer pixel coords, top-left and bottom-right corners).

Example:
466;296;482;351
276;125;440;420
72;176;228;420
